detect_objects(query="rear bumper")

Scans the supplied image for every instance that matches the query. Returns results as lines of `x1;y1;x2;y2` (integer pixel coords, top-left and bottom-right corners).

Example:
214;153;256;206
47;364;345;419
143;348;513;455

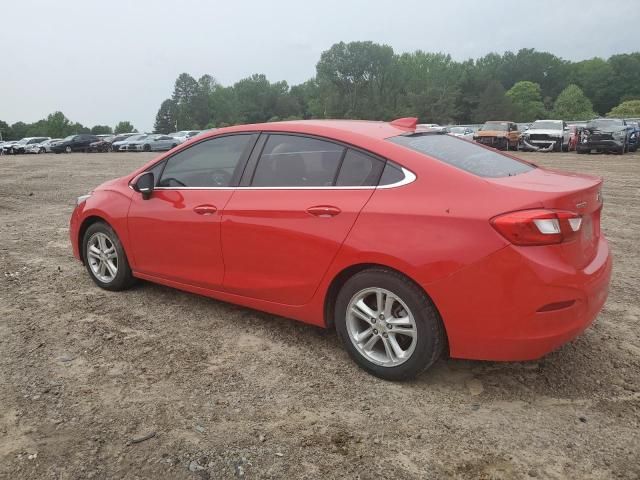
428;237;612;361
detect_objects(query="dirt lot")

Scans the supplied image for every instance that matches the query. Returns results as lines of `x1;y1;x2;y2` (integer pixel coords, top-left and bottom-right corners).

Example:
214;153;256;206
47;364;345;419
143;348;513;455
0;150;638;480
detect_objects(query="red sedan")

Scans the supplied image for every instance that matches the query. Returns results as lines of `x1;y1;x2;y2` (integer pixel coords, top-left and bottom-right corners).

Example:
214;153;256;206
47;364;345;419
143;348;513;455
69;118;612;380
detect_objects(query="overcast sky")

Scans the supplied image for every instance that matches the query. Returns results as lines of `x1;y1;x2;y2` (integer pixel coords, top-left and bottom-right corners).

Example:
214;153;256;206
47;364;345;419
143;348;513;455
2;0;639;132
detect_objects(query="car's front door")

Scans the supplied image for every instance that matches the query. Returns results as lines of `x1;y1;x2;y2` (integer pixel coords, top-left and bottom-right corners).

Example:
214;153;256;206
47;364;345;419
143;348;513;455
127;133;256;289
221;134;384;305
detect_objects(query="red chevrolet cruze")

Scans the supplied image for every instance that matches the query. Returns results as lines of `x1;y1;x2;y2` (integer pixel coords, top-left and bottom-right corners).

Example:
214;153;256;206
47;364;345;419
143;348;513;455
69;118;612;380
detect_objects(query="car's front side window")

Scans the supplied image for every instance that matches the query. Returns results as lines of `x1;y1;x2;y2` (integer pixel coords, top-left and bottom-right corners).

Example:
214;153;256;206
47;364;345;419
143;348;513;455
158;135;252;188
251;134;344;187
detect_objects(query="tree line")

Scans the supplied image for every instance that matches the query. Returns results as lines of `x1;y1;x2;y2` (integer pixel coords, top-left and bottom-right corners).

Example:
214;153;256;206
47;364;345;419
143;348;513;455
154;42;640;132
0;112;137;141
3;42;640;141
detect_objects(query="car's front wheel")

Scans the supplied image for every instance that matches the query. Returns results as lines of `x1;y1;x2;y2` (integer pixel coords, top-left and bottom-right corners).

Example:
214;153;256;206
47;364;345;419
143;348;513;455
335;268;445;380
82;222;135;291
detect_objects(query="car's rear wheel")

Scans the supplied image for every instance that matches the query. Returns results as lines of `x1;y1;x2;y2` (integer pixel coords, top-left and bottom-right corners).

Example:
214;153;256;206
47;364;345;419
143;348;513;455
39;147;45;154
143;144;151;152
335;268;445;380
82;222;135;291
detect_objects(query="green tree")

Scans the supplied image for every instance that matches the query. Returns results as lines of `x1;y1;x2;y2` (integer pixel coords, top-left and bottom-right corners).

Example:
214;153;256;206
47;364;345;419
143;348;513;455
570;58;616;115
552;84;596;120
172;73;200;129
154;99;178;133
316;41;398;118
114;121;136;134
45;111;72;138
91;125;113;135
11;122;30;139
70;122;90;134
396;52;461;124
472;81;513;123
607;100;640;117
506;81;546;122
0;120;12;140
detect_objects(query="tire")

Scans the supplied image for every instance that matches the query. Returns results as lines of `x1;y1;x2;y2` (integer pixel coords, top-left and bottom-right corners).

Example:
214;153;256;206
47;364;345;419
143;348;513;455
334;268;445;380
143;144;151;152
82;222;135;291
39;147;45;154
577;148;588;154
171;143;177;149
65;146;72;154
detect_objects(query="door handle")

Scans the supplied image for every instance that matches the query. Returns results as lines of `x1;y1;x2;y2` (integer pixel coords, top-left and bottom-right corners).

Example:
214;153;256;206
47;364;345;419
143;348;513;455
306;205;341;217
193;204;218;215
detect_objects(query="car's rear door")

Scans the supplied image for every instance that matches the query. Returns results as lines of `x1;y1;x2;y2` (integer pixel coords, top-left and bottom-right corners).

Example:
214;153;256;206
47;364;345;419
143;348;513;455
221;133;384;305
127;133;257;289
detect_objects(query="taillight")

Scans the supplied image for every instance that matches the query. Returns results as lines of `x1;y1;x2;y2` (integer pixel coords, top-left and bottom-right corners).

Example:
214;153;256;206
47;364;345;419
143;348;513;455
491;209;582;246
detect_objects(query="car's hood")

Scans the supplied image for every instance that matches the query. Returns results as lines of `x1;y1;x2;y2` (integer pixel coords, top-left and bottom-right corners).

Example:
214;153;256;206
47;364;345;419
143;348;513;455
584;125;626;134
524;128;563;136
475;130;508;137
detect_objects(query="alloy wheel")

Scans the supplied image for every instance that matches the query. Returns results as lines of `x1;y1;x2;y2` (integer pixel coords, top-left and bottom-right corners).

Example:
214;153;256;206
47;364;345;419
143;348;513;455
346;287;417;367
86;232;118;283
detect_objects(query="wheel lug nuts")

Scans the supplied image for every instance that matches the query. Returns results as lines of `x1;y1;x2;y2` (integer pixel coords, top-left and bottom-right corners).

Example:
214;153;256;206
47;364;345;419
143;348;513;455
386;324;391;329
382;332;388;338
373;329;378;335
379;314;385;320
371;318;376;324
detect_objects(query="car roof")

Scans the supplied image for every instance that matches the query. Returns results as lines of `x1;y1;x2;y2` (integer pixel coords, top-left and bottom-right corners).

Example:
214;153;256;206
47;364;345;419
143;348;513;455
207;119;414;141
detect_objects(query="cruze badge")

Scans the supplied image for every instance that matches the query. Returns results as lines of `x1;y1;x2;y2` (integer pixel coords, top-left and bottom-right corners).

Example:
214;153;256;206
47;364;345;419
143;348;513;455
576;201;587;209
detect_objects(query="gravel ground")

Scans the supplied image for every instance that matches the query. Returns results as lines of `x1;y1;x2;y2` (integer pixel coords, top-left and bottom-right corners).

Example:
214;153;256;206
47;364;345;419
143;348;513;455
0;150;639;480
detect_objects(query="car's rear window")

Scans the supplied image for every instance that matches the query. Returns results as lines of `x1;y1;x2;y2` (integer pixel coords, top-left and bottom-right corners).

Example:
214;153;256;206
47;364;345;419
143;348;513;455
388;133;535;178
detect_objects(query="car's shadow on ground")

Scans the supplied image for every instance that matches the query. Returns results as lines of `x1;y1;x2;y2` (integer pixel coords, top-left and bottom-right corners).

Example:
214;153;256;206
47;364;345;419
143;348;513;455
129;279;617;401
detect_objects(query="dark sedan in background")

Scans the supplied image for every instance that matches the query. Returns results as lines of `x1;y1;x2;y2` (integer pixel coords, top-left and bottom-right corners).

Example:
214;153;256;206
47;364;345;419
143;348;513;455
51;134;101;153
577;118;631;154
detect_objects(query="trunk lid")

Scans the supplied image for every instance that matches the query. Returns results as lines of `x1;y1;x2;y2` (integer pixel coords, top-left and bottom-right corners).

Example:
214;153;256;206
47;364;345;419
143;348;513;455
488;167;603;269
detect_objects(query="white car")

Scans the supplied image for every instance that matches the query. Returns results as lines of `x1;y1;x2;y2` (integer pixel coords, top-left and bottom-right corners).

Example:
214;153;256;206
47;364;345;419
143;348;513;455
520;120;571;152
446;126;475;140
25;138;62;154
168;130;204;144
112;134;149;152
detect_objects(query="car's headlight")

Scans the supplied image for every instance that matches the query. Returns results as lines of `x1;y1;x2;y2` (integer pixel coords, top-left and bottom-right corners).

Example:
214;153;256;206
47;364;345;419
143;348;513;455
76;192;93;205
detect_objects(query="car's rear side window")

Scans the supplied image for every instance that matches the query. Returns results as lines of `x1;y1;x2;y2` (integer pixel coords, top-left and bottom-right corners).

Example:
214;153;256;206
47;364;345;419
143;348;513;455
388;133;534;178
158;135;251;188
252;134;344;187
335;149;384;187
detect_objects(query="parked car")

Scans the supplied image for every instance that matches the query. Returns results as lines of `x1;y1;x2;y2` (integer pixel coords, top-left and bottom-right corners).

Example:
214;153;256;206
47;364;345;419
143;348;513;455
520;120;571;152
25;138;61;154
112;134;149;152
1;141;19;154
577;118;630;154
69;118;612;380
567;125;581;151
50;134;100;153
473;121;520;150
446;126;474;140
89;138;114;153
7;137;50;154
625;121;639;152
128;134;180;152
168;130;203;143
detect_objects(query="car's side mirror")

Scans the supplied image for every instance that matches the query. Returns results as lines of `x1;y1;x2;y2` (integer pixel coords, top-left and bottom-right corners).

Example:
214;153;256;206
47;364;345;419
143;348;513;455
132;171;154;200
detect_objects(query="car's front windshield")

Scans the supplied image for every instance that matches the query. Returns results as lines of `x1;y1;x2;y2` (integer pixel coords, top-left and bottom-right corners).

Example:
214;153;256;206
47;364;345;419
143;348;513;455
448;127;466;134
63;135;75;141
531;121;562;130
480;122;508;131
